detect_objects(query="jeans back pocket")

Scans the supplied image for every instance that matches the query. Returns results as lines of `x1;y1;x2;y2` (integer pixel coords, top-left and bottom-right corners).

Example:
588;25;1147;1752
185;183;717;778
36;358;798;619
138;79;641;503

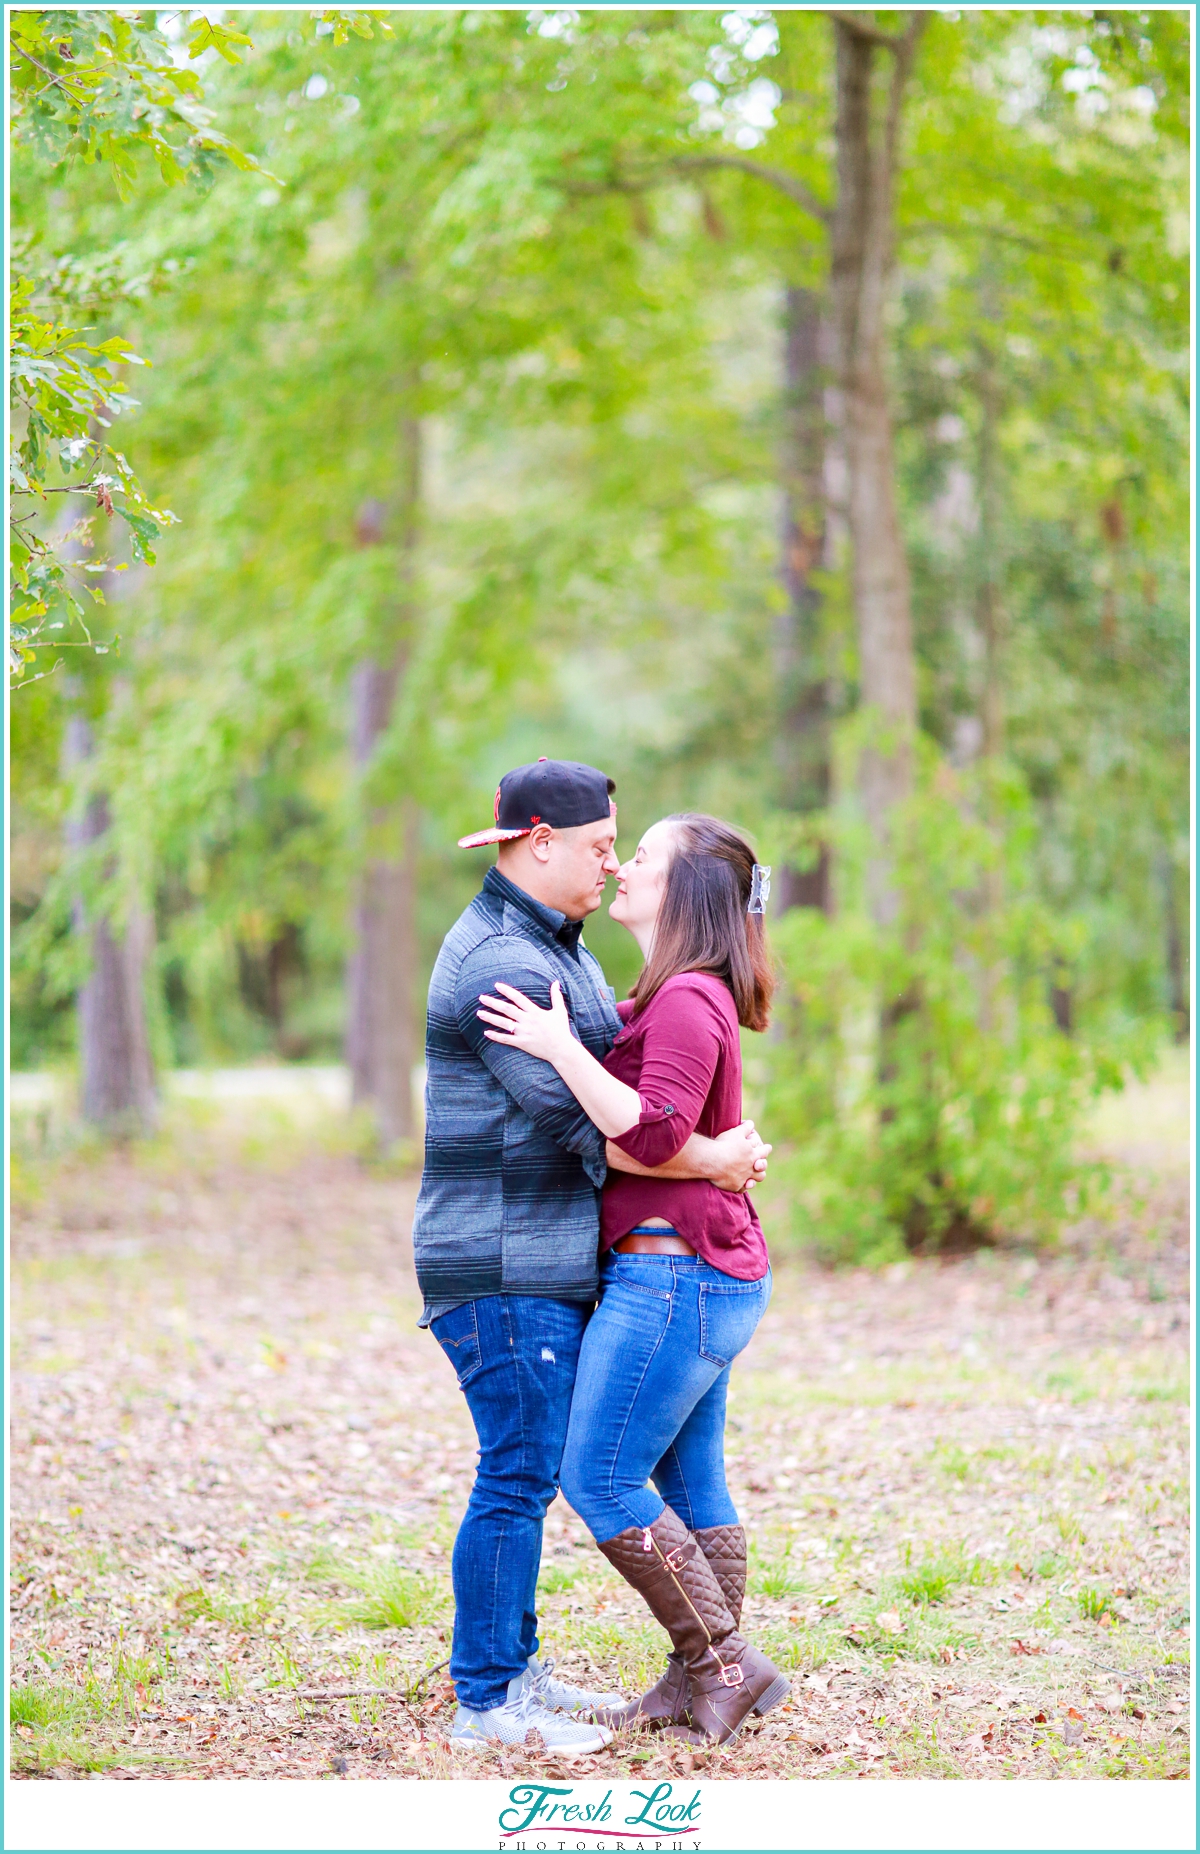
431;1302;484;1386
698;1277;768;1368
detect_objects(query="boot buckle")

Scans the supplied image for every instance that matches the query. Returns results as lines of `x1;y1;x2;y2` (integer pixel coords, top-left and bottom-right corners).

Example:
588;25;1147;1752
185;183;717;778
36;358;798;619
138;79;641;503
718;1663;744;1688
665;1547;687;1571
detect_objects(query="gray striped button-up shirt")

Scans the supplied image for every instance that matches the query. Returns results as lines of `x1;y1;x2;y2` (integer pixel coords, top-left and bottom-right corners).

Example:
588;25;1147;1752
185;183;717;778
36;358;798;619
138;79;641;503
413;865;622;1323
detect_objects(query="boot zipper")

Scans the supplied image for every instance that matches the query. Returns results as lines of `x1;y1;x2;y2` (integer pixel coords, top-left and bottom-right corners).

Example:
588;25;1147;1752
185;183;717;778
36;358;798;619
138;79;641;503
647;1534;714;1644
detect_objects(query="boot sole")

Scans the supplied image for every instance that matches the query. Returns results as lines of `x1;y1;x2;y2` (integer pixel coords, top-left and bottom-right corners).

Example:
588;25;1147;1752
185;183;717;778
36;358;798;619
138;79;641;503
691;1673;794;1745
751;1673;792;1718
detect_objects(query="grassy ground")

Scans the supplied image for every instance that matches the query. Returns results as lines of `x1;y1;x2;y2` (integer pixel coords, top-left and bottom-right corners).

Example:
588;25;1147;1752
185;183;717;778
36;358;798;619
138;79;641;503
9;1073;1191;1783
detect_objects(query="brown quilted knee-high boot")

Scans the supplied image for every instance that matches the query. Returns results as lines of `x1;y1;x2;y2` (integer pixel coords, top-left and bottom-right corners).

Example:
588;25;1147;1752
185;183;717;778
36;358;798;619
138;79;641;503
596;1508;789;1744
594;1525;748;1730
695;1523;774;1721
695;1523;746;1627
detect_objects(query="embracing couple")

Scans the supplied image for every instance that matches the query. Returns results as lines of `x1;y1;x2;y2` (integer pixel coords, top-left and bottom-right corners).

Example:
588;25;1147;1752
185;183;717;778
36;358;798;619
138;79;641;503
412;758;788;1755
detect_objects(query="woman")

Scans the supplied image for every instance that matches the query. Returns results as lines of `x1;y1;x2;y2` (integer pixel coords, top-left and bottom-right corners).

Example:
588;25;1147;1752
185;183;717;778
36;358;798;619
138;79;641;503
476;813;787;1744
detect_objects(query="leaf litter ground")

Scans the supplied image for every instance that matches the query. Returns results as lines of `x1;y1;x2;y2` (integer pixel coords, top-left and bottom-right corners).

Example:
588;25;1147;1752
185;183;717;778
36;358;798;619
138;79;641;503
10;1102;1190;1782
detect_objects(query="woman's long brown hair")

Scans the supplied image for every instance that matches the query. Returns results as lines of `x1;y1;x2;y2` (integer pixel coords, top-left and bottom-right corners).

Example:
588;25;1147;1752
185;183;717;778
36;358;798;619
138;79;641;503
629;814;775;1031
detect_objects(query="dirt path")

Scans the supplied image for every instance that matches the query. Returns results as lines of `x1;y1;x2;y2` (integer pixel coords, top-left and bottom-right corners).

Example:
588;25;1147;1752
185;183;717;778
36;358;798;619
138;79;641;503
9;1114;1190;1782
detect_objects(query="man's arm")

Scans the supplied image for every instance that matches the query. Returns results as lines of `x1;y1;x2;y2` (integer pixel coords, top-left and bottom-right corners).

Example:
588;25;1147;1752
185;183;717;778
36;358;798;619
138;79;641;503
456;941;609;1183
605;1121;771;1193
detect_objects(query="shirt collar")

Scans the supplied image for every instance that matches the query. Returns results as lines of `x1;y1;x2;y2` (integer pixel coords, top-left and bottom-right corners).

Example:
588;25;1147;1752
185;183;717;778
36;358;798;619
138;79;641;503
482;865;584;952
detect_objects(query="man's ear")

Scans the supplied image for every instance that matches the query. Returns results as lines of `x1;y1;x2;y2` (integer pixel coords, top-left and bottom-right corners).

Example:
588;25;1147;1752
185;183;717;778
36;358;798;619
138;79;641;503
528;823;555;864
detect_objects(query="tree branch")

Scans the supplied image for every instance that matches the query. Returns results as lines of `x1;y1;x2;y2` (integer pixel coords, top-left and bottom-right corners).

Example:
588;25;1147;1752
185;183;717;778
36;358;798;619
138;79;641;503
12;47;87;100
673;155;830;226
902;220;1055;256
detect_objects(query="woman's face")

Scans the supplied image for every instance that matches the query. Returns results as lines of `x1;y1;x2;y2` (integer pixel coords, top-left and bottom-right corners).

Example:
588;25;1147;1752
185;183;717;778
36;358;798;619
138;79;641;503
609;819;676;943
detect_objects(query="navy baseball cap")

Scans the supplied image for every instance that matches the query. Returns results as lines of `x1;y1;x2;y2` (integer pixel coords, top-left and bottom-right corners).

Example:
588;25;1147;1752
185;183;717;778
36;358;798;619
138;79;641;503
458;758;617;849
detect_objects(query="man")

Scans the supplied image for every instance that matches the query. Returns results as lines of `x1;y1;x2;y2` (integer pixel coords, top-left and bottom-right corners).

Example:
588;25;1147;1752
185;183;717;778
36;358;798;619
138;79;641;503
412;759;770;1754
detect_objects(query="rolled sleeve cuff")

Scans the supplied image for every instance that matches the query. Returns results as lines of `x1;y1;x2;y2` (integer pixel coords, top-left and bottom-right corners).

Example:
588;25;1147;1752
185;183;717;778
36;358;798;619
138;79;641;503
611;1096;684;1169
580;1120;609;1189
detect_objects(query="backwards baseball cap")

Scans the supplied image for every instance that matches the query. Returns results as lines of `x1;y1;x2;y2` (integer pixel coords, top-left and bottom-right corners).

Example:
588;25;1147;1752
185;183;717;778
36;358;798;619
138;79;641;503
458;758;617;849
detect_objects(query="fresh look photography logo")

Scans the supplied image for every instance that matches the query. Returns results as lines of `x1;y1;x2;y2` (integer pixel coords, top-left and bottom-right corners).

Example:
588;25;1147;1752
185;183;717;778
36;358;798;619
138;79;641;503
498;1779;703;1849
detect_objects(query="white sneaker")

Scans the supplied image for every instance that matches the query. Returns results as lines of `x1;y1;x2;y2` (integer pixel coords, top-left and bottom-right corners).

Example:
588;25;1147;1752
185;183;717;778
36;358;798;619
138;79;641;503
527;1655;627;1718
450;1672;613;1755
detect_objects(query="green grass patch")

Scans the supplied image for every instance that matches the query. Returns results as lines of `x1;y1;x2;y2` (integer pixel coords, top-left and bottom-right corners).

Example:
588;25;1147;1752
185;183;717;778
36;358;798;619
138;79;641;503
1078;1586;1119;1623
894;1545;990;1608
174;1582;279;1632
930;1443;976;1484
537;1563;582;1595
757;1618;842;1672
9;1678;177;1775
319;1561;444;1632
751;1556;808;1600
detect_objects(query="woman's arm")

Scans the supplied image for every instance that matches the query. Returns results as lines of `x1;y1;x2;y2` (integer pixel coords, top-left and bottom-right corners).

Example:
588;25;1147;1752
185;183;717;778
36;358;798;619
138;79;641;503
606;1122;771;1191
476;981;643;1138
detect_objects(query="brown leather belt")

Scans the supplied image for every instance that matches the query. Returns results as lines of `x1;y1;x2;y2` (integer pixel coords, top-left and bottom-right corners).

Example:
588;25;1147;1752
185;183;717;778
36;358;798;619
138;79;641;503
613;1232;697;1256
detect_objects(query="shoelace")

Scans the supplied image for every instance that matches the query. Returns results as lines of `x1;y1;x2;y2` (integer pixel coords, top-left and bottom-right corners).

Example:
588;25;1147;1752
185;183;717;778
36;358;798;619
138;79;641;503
504;1680;595;1737
528;1658;573;1705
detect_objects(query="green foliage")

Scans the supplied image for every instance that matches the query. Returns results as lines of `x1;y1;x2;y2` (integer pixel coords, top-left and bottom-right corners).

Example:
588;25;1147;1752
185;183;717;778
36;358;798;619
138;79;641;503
8;10;265;192
7;7;272;684
765;741;1146;1262
7;9;1188;1247
9;271;178;679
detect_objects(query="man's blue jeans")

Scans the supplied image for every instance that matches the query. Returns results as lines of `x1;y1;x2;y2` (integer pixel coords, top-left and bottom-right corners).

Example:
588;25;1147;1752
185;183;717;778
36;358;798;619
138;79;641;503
560;1253;771;1544
430;1295;587;1713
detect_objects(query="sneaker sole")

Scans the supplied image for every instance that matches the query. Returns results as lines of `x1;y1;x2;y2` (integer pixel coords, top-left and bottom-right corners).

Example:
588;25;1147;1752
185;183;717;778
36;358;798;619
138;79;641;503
451;1729;612;1756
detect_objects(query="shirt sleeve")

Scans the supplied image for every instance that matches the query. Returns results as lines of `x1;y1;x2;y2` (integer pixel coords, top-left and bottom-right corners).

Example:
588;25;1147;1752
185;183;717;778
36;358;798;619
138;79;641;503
456;938;608;1187
609;981;726;1169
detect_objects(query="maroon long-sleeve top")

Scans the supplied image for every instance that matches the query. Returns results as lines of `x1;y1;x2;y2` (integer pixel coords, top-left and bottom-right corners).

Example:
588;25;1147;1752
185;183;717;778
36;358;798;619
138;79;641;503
600;971;769;1281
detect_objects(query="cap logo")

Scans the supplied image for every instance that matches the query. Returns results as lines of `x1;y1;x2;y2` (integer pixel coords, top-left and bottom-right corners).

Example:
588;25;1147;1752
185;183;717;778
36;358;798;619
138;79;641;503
530;815;541;824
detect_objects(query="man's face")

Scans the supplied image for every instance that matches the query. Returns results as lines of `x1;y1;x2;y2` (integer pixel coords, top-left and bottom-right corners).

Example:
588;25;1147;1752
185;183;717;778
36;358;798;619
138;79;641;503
544;819;620;921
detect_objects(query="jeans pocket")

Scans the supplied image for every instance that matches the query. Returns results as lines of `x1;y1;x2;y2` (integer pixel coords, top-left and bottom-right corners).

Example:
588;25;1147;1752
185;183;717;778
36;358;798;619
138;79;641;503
431;1302;484;1387
605;1257;673;1300
698;1279;767;1368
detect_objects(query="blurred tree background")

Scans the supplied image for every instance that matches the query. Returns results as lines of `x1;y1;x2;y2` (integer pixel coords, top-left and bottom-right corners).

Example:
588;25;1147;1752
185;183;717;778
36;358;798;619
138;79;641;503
10;6;1189;1261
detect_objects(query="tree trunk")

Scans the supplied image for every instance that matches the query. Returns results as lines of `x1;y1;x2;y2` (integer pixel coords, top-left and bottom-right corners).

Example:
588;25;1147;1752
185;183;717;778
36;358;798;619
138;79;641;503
829;13;925;925
345;415;422;1147
64;714;156;1132
776;284;833;915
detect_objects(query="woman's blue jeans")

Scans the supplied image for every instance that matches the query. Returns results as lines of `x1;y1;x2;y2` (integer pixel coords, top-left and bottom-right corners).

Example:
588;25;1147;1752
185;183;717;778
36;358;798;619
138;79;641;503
560;1254;771;1544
